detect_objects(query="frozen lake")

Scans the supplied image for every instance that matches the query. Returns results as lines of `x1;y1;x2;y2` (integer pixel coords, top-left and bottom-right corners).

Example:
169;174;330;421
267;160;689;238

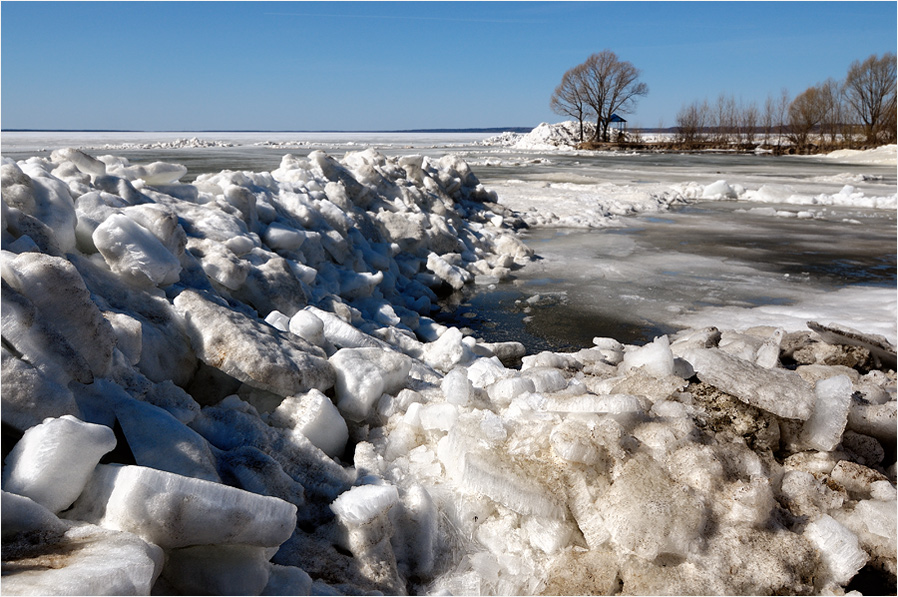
439;201;895;351
3;131;895;348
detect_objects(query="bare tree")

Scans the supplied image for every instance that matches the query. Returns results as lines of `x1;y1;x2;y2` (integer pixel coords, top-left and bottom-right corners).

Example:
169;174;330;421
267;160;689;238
776;88;791;149
675;99;707;146
580;50;649;142
882;97;897;144
789;85;829;149
761;94;777;146
818;78;844;148
712;94;739;144
712;94;726;143
550;63;591;144
740;100;759;145
844;53;897;145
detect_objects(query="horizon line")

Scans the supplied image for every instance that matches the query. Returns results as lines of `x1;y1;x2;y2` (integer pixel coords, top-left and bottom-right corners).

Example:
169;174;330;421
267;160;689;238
1;127;536;134
2;126;681;134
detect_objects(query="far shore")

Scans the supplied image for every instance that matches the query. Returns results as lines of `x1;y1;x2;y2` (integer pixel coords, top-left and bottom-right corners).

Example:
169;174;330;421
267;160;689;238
575;138;891;156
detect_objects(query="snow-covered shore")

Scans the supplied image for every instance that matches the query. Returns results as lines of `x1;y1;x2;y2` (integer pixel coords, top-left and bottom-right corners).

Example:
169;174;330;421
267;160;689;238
475;123;898;228
1;145;896;595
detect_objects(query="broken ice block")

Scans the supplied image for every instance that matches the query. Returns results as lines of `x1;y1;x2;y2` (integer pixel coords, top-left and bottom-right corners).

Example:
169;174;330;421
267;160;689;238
487;376;536;407
418;402;459;432
162;544;272;596
0;522;163;596
64;464;297;549
621;335;675;377
523;516;575;555
422;326;475;372
331;483;400;527
684;347;815;420
803;514;868;585
263;565;314;596
1;491;68;540
391;484;439;577
847;399;896;444
829;460;889;500
93;213;182;287
2;415;116;513
174;289;334;397
269;389;349;459
462;455;563;519
330;347;412;422
330;483;403;592
800;375;852;452
550;419;600;465
441;367;473;406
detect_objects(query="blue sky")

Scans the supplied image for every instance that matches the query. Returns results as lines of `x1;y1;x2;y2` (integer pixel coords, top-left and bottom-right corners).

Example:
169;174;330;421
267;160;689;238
2;1;895;131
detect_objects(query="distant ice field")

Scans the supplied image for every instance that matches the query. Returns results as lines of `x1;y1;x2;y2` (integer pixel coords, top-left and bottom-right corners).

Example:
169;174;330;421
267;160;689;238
3;130;895;348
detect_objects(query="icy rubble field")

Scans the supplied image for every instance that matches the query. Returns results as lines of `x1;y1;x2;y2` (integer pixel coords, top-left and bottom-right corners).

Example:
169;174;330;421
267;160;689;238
1;133;896;596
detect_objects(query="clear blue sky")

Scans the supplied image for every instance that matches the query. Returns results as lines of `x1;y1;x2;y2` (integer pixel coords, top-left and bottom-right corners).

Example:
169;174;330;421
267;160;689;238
2;1;895;131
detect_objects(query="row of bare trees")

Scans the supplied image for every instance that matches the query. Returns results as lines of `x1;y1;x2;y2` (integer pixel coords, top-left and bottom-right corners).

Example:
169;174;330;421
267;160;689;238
675;53;896;151
550;50;648;144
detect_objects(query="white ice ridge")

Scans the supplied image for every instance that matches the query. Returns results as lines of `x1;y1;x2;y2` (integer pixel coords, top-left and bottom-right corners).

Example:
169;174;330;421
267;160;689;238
2;145;895;595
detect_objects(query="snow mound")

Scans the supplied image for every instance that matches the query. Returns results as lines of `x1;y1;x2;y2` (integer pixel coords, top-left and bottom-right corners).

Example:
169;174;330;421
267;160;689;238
481;121;595;150
824;144;897;166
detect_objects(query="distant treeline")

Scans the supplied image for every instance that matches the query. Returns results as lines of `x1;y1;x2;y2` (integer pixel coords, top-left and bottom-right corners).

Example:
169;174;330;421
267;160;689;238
674;53;897;152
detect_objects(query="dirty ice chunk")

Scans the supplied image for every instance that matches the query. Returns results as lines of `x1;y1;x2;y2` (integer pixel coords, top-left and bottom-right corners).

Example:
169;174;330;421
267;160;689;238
598;454;705;561
847;400;896;444
1;346;82;431
174;290;334;397
1;490;69;540
684;347;815;420
3;251;118;379
65;464;297;549
113;394;221;483
263;565;314;596
0;522;163;596
807;320;897;370
2;415;116;513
